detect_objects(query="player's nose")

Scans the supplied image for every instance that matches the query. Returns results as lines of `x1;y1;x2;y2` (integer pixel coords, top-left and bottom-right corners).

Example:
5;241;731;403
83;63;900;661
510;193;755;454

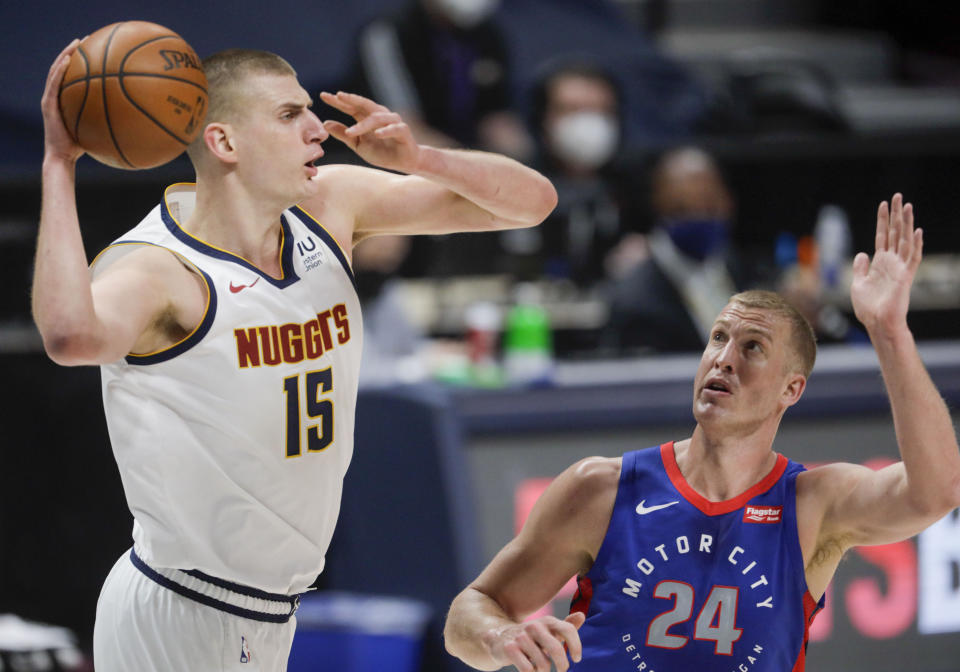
714;340;737;372
305;109;328;144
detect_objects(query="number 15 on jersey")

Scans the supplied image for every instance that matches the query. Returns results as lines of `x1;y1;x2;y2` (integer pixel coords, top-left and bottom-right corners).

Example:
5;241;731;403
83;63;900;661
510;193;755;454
283;368;334;458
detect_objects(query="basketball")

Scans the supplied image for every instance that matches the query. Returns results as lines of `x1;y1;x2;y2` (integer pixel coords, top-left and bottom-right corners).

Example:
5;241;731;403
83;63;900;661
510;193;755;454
58;21;208;170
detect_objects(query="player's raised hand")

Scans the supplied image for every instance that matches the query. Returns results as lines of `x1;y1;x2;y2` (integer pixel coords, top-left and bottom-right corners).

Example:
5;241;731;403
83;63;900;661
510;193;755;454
850;193;923;336
42;39;85;164
320;91;421;174
483;612;585;672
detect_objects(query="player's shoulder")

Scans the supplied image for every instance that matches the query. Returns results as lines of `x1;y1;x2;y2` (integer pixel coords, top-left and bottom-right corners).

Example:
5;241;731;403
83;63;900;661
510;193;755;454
102;243;191;273
560;456;622;503
796;461;873;510
93;244;203;300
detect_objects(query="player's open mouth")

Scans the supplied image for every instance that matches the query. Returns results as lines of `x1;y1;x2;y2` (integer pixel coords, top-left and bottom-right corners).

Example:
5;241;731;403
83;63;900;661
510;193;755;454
305;157;322;177
703;379;732;395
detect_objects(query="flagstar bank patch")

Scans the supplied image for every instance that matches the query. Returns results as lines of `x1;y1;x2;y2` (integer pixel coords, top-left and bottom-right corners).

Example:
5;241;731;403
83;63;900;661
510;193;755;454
743;505;783;523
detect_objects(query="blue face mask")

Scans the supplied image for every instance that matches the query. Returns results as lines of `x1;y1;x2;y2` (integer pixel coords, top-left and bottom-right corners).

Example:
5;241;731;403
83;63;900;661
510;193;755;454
662;217;729;261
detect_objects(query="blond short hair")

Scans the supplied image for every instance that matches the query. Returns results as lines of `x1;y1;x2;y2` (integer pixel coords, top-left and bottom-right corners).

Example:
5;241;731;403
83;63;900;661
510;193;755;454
728;290;817;378
187;49;297;162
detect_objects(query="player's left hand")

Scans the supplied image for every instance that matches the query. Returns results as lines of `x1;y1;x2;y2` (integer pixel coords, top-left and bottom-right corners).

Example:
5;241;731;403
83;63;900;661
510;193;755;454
850;193;923;336
42;38;85;164
320;91;421;174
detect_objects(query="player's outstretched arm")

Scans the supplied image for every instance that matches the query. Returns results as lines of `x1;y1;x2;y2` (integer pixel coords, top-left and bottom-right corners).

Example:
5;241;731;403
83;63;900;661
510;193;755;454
807;194;960;550
33;42;202;366
313;91;556;241
444;457;618;672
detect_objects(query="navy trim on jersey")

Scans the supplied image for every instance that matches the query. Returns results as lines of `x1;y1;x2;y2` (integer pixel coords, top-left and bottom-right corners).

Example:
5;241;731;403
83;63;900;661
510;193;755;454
125;262;219;366
160;198;301;289
289;205;358;292
129;549;299;624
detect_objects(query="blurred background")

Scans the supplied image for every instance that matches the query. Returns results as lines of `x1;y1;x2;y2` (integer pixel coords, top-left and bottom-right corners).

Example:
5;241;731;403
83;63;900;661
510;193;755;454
1;1;958;671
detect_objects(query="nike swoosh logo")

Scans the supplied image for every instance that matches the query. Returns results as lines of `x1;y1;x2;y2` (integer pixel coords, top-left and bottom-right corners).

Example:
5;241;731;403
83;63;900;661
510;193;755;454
229;277;261;293
636;499;679;515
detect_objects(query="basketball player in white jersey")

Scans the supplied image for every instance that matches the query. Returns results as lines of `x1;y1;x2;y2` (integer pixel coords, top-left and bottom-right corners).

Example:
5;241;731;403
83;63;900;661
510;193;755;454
35;41;558;671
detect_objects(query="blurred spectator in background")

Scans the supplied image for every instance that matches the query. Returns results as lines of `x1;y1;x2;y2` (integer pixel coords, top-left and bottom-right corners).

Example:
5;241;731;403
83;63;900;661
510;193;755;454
353;235;429;387
605;146;774;352
497;60;645;287
349;0;532;159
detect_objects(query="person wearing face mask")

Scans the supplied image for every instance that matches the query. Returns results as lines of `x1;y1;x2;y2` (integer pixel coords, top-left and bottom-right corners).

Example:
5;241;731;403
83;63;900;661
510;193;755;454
605;146;775;353
496;61;642;288
348;0;532;160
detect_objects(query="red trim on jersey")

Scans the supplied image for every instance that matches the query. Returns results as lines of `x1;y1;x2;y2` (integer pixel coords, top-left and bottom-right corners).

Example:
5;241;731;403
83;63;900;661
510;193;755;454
791;590;822;672
569;576;594;617
660;442;789;516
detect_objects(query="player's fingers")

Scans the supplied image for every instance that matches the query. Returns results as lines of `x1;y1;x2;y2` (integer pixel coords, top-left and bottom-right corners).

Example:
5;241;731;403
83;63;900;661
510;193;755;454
347;111;401;137
529;622;570;672
319;91;359;116
888;193;902;252
374;122;408;139
322;120;354;147
43;39;80;100
555;618;584;662
852;251;870;278
501;640;534;672
875;200;888;253
900;202;915;258
910;228;923;271
336;90;386;112
565;611;586;629
516;631;553;672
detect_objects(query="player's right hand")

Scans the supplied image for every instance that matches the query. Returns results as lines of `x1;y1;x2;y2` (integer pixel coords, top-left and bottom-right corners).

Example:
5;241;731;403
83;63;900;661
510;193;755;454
483;612;585;672
42;39;85;163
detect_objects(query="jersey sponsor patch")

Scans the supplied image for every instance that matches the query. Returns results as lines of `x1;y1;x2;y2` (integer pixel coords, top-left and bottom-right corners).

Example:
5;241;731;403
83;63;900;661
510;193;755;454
743;505;783;523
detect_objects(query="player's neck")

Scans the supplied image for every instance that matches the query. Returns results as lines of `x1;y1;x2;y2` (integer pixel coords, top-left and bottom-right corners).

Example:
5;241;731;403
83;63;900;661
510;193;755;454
675;425;780;502
184;178;286;278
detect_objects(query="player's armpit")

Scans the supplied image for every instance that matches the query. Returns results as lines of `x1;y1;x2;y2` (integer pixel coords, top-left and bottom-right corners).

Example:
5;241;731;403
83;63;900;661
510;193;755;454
45;246;204;366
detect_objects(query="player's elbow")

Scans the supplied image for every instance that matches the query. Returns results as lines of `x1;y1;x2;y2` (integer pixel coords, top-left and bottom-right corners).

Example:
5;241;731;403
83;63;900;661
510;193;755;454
40;329;110;366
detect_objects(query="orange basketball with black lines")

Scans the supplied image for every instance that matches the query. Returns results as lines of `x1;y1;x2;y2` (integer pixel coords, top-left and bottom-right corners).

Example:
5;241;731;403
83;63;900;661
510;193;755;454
58;21;208;169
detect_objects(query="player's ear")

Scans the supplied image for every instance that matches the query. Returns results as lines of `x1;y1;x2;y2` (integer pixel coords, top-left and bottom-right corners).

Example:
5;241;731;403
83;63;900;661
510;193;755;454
203;123;238;164
781;372;806;408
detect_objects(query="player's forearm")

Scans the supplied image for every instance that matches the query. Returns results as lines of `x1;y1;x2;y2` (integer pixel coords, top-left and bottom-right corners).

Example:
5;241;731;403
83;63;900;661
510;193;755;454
444;587;516;671
872;325;960;513
32;157;104;363
413;146;557;226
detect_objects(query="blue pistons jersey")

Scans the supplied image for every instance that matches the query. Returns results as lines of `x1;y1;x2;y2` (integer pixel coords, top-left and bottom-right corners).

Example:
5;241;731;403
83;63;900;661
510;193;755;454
570;443;823;672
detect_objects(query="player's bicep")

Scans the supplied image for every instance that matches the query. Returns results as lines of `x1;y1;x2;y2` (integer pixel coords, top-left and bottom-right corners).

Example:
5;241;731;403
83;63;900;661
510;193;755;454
816;461;940;548
471;458;618;620
89;267;165;360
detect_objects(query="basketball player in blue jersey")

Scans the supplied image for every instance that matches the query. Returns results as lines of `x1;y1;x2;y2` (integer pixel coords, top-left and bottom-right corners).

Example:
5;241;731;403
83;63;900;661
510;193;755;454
445;194;960;672
35;41;557;671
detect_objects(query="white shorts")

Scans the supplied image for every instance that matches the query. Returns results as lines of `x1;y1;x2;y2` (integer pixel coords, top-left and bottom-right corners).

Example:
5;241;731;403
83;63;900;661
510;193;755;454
93;548;299;672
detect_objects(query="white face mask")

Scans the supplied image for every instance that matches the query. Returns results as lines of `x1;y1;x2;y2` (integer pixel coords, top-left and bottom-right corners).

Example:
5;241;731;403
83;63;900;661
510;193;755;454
548;112;619;171
430;0;500;28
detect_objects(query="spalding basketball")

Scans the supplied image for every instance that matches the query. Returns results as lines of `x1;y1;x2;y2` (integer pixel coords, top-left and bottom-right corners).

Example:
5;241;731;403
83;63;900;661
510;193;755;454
58;21;208;170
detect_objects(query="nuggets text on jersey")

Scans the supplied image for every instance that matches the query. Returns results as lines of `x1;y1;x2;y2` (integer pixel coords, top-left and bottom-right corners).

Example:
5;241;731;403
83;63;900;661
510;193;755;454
234;304;351;368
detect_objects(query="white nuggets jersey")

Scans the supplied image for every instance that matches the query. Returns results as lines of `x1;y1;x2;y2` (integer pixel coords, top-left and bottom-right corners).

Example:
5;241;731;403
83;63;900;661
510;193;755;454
92;184;363;595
